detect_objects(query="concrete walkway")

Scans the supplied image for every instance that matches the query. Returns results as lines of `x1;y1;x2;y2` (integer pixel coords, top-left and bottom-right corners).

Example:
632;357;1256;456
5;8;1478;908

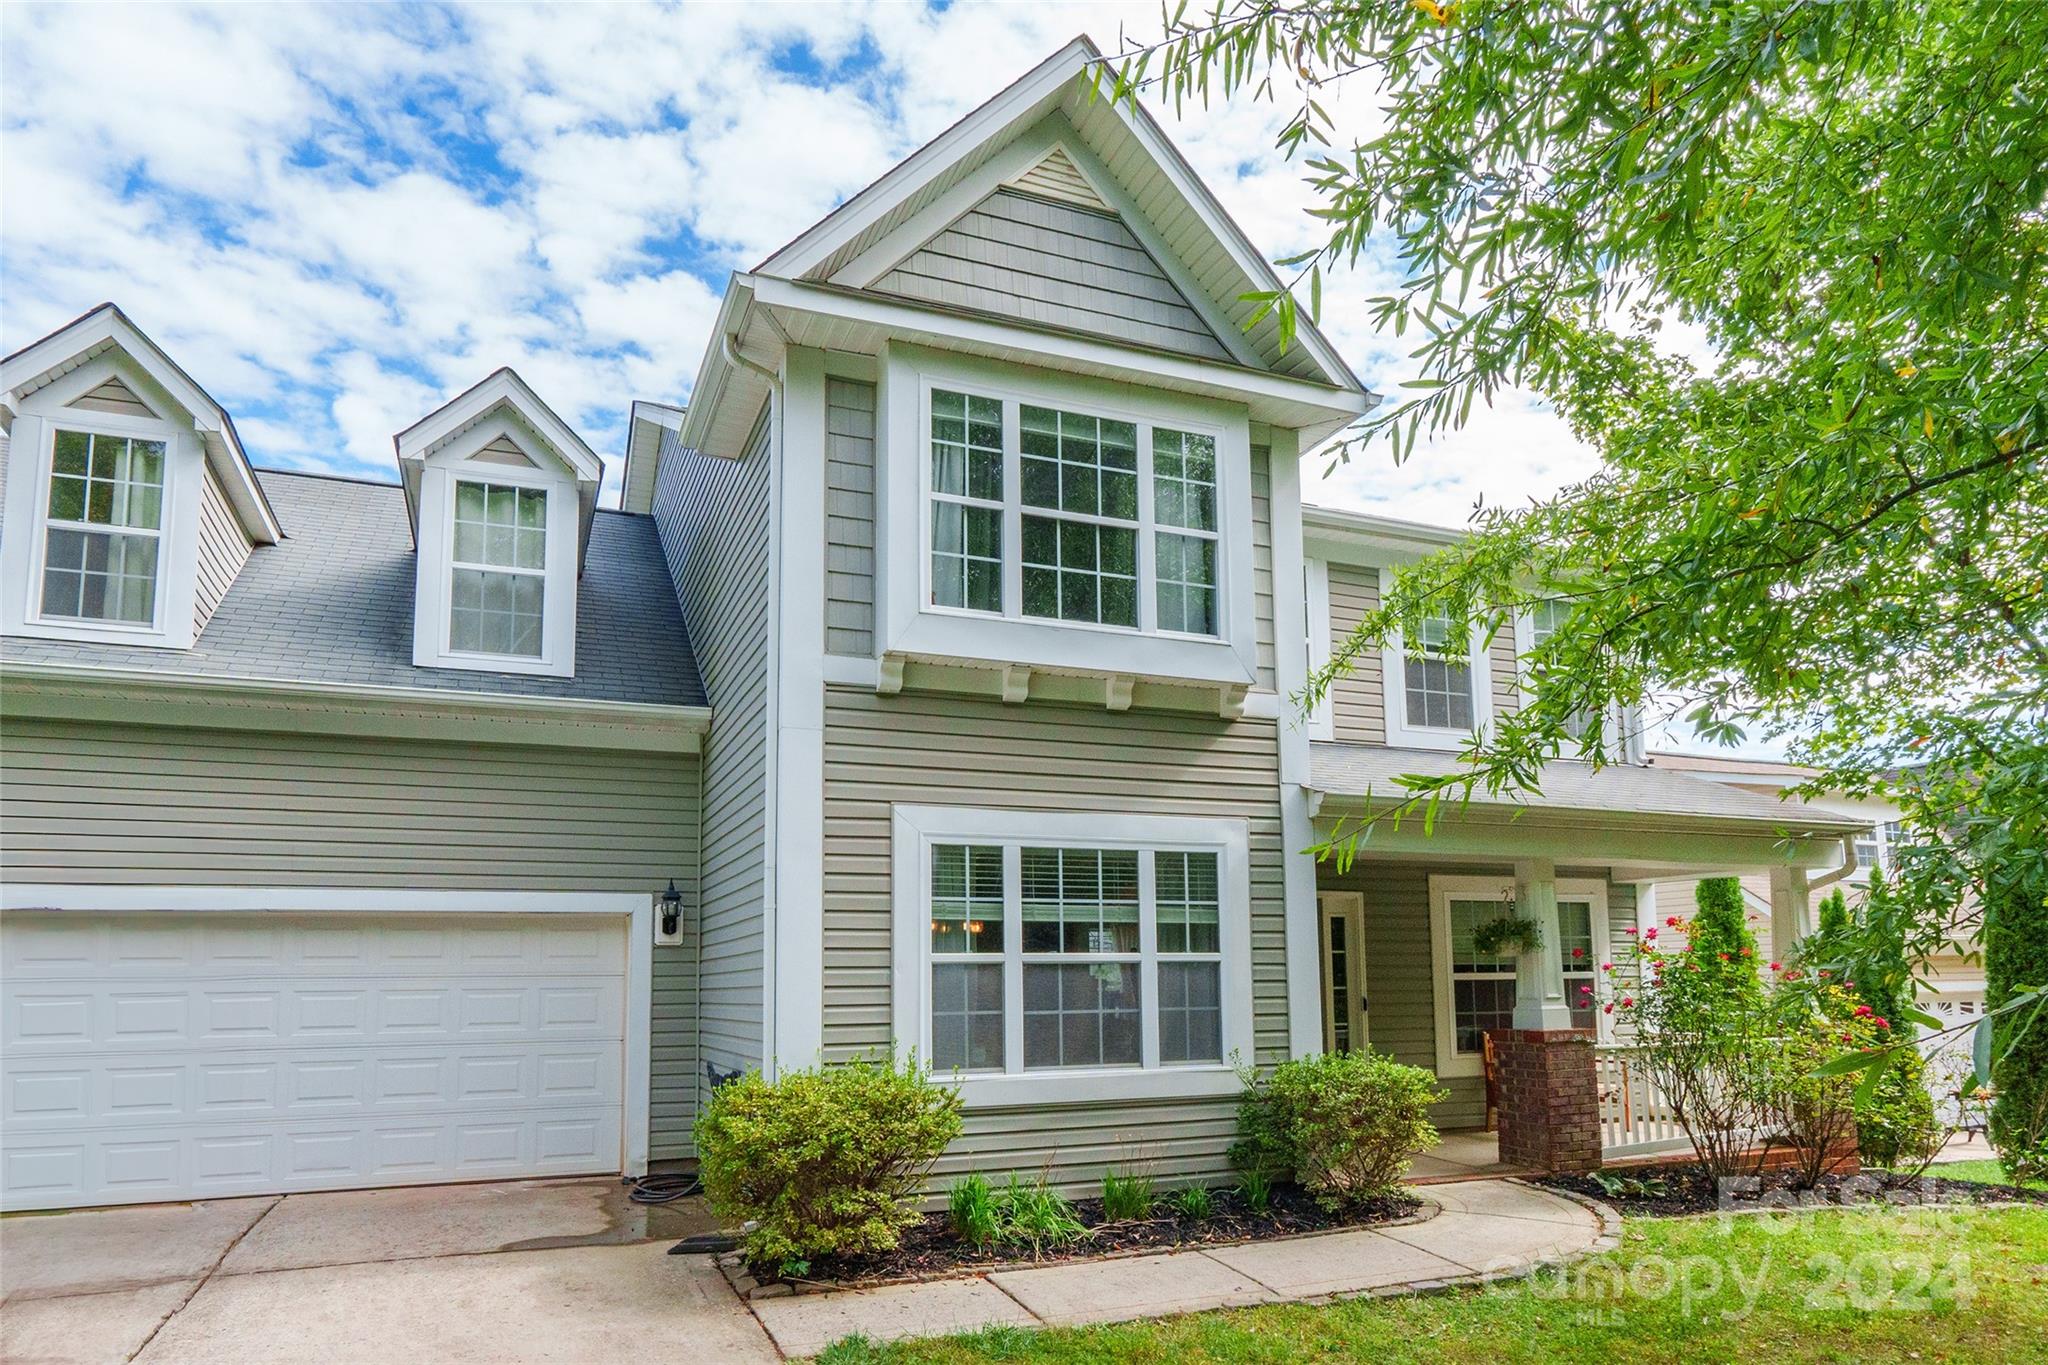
743;1179;1616;1358
1;1176;1611;1362
0;1177;778;1365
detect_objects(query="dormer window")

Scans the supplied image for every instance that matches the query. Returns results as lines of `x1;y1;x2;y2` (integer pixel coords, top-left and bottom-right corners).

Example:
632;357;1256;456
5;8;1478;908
450;480;548;657
2;305;281;651
40;429;166;624
396;369;603;680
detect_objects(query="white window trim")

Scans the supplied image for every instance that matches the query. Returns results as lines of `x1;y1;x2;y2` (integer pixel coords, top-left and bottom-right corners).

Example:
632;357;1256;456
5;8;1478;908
0;356;202;650
1850;819;1903;881
1379;566;1492;751
1428;874;1610;1076
1511;600;1648;763
891;805;1252;1106
1303;557;1334;739
411;414;579;678
879;344;1259;687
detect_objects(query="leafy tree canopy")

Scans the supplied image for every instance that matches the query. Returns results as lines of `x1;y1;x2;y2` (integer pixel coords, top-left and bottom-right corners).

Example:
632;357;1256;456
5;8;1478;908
1109;1;2045;1003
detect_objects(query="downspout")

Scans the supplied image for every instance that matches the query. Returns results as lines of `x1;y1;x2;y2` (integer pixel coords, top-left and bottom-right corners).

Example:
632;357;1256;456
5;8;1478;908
1806;834;1861;894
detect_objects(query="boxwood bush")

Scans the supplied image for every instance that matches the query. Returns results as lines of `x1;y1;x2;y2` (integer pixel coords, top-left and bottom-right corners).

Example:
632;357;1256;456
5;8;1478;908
1233;1051;1445;1208
695;1054;962;1276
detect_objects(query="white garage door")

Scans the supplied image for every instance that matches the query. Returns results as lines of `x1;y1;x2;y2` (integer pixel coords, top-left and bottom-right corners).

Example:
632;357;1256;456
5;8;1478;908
1;911;627;1211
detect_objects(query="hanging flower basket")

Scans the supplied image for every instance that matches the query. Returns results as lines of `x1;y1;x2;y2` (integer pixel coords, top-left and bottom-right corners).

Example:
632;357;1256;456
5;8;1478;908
1472;916;1543;956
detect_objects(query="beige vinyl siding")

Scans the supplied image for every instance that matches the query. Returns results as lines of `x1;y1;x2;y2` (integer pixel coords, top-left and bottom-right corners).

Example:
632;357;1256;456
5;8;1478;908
0;716;705;1160
652;413;773;1080
821;686;1287;1189
1489;622;1520;719
1317;860;1636;1130
1250;446;1276;691
194;460;252;636
825;378;877;656
1327;564;1386;743
66;376;157;419
874;189;1232;363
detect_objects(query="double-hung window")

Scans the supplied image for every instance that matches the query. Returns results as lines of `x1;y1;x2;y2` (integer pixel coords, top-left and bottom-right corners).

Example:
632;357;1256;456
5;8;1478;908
1444;895;1518;1056
1526;598;1597;745
1405;609;1475;730
924;386;1223;639
449;480;547;658
38;428;165;625
898;808;1248;1102
1853;820;1904;877
1432;876;1609;1073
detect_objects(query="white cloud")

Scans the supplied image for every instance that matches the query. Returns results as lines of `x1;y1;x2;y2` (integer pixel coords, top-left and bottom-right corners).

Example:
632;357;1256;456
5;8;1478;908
2;0;1608;524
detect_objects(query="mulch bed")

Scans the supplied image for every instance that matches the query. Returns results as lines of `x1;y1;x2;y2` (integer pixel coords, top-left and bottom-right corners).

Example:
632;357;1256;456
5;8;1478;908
1540;1162;2048;1218
787;1185;1424;1288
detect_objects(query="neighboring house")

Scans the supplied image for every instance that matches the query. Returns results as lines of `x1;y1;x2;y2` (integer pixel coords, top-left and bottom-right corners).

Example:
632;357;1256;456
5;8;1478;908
0;37;1868;1212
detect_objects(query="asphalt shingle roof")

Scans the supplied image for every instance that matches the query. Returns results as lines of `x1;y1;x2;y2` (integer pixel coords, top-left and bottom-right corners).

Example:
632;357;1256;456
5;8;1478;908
3;470;706;707
1309;742;1867;831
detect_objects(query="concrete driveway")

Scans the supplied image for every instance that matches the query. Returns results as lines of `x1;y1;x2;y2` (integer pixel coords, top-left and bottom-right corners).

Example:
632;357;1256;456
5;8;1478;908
1;1178;777;1364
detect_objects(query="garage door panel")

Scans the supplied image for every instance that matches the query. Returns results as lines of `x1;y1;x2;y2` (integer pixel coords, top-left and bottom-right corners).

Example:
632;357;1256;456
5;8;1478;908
4;978;625;1056
6;1043;624;1129
4;913;629;980
2;912;630;1211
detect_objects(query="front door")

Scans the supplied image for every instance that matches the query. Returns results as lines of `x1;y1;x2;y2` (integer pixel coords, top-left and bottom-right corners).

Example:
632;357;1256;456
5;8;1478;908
1318;891;1369;1053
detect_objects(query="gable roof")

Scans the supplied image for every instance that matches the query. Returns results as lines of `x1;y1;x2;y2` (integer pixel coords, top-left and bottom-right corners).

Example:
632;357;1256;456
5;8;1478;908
756;36;1360;390
393;367;604;565
0;303;282;544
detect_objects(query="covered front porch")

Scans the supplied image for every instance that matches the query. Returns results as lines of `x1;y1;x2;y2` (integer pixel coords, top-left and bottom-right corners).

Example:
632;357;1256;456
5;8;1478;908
1306;742;1867;1170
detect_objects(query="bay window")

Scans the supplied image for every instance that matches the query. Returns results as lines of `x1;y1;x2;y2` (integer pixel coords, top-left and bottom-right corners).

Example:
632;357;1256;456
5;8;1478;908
924;384;1223;639
895;807;1250;1103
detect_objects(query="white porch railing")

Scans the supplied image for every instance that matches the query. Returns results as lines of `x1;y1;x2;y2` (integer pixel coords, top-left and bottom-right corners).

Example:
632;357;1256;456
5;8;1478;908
1594;1044;1690;1157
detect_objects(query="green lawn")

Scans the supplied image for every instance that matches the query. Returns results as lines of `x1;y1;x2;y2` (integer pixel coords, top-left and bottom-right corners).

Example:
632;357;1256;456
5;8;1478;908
820;1205;2048;1365
1926;1159;2048;1191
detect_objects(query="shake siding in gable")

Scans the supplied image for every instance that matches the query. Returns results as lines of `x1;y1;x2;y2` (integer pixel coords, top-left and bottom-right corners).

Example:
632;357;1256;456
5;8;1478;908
194;461;252;636
1327;564;1386;743
824;378;877;656
652;416;772;1080
820;686;1288;1187
873;189;1233;363
0;716;705;1159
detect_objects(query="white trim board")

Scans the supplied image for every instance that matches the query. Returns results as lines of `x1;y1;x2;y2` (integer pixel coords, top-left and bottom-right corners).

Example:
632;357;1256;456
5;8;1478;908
1427;874;1608;1078
0;885;656;1176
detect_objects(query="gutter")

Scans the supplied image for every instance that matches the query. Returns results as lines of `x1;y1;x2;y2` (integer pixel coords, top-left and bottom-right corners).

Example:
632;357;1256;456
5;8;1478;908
1;660;713;755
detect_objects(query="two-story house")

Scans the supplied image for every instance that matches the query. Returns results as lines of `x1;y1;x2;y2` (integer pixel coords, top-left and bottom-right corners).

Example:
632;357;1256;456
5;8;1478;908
0;37;1868;1212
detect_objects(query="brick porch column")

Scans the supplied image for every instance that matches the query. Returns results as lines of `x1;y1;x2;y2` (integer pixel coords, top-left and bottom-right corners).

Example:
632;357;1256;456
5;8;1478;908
1493;1027;1603;1173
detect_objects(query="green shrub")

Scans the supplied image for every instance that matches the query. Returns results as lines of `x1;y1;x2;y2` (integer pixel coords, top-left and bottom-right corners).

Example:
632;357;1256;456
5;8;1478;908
1986;884;2048;1183
1816;887;1852;936
1765;983;1869;1187
694;1054;962;1275
1857;1047;1945;1173
1236;1167;1272;1212
948;1172;1000;1248
1687;876;1764;1001
1245;1051;1445;1209
1170;1184;1214;1220
1100;1168;1155;1221
992;1174;1086;1259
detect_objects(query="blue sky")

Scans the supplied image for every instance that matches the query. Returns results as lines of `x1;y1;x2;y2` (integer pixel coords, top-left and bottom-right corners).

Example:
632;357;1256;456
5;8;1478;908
1;1;1598;526
2;1;1765;756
